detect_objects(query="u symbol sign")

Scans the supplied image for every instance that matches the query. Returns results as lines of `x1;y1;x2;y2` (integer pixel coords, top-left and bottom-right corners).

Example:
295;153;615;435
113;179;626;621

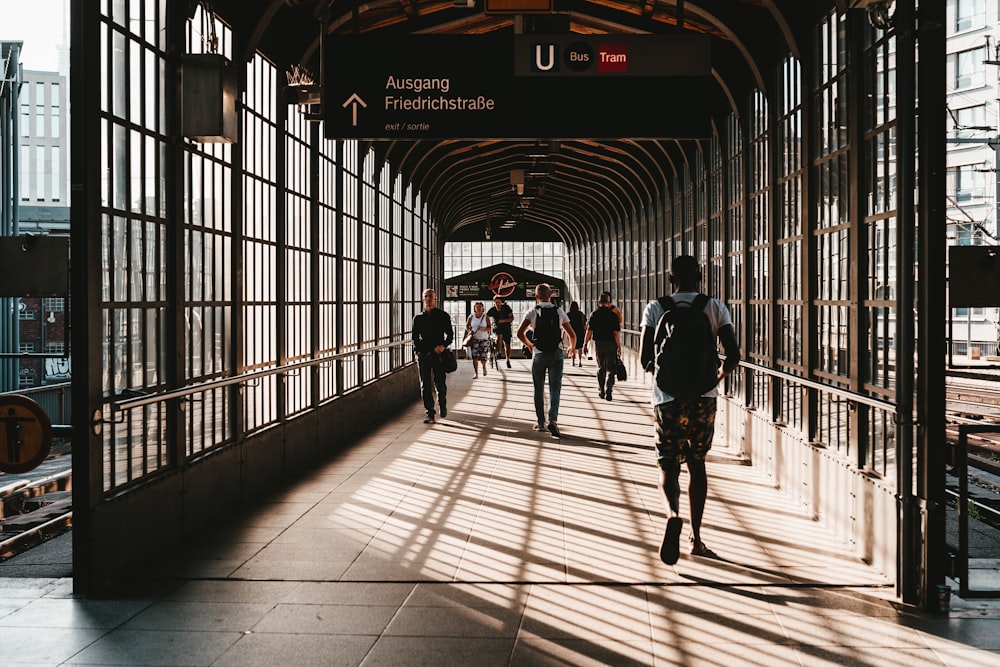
533;44;557;71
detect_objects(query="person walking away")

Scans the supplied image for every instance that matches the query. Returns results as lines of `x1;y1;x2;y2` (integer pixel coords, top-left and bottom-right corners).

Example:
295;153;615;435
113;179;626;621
413;288;454;424
517;283;576;438
583;293;622;400
604;292;624;326
567;301;587;367
639;256;740;564
486;296;515;368
465;301;492;378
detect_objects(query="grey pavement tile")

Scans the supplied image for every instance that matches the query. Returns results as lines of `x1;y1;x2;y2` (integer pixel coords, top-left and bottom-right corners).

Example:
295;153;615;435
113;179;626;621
933;648;1000;667
0;596;32;620
251;603;398;635
122;601;274;632
359;636;515;667
65;629;243;666
5;626;108;665
776;610;927;648
0;577;64;598
791;646;950;666
652;640;803;667
229;557;354;580
213;632;377;667
902;617;1000;651
285;581;415;606
165;579;300;604
403;582;528;610
382;604;523;638
510;636;654;667
0;597;152;629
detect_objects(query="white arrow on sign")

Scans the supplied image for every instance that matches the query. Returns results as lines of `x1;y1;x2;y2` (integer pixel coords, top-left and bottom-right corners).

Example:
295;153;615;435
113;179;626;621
342;93;367;127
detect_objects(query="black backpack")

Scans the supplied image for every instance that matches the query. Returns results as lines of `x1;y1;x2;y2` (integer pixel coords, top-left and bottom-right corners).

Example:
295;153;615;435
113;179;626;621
533;306;563;352
653;294;720;399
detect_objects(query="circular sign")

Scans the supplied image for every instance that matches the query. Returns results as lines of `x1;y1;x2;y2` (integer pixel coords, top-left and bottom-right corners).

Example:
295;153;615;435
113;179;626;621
0;394;53;474
564;41;594;72
489;272;517;298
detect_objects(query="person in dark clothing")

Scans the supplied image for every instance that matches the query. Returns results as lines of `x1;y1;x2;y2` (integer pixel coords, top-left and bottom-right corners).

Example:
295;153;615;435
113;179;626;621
583;293;622;400
412;288;454;424
486;296;515;369
567;301;587;367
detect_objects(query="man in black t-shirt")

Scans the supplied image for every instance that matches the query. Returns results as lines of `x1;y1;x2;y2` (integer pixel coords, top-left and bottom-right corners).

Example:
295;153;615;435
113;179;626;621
412;288;454;424
486;296;515;369
583;292;622;401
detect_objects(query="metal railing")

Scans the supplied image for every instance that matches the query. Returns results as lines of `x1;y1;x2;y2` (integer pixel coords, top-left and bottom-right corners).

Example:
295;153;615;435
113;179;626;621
114;339;413;413
0;381;72;438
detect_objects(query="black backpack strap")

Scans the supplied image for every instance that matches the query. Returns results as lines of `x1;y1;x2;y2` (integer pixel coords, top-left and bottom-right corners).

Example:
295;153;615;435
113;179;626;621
692;293;710;311
656;296;675;311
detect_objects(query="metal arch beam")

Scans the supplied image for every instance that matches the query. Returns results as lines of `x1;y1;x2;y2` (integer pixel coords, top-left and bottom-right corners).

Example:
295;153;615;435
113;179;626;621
530;151;633;230
244;0;289;62
429;139;670;244
760;0;799;61
522;192;601;241
398;139;636;240
711;68;740;118
572;140;655;208
675;2;767;93
489;167;612;239
559;143;647;218
621;139;670;191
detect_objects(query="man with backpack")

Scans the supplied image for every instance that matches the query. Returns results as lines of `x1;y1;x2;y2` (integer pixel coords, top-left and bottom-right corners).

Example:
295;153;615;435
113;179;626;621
639;255;740;565
517;283;576;438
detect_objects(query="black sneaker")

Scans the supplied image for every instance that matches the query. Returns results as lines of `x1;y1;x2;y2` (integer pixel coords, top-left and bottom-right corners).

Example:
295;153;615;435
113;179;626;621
605;391;613;401
547;422;561;438
423;415;436;424
440;405;448;418
599;390;605;399
506;360;512;368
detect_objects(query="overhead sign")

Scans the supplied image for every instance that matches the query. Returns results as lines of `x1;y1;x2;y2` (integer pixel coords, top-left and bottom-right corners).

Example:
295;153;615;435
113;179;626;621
512;34;710;77
324;34;712;140
0;394;53;474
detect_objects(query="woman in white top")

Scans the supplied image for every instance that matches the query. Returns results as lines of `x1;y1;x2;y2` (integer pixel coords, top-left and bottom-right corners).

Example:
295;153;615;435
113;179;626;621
465;302;492;378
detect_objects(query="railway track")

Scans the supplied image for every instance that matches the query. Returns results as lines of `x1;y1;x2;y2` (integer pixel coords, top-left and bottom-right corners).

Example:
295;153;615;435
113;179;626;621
946;376;1000;530
0;462;73;563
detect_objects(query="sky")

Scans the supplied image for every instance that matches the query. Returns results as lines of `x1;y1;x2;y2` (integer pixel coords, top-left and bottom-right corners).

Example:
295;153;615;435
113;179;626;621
0;0;70;74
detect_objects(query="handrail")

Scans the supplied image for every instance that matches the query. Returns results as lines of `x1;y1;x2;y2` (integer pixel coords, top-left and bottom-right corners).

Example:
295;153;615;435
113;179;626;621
739;360;897;413
114;338;413;413
619;331;894;413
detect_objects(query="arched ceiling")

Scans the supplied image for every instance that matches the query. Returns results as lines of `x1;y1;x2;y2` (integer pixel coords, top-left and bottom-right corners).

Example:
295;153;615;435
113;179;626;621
202;0;844;246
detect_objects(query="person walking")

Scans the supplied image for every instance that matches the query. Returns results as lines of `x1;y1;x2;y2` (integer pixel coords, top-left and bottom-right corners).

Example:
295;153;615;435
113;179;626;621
639;256;741;564
603;291;624;326
567;301;587;367
517;283;576;438
583;293;622;400
486;296;515;368
465;301;492;378
412;288;454;424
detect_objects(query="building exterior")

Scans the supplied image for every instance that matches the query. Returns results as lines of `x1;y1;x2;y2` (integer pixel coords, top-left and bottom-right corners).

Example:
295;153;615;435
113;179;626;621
946;0;1000;356
0;41;70;390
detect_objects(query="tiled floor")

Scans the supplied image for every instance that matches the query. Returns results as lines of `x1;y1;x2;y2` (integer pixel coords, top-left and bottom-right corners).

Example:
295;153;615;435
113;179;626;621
3;357;1000;666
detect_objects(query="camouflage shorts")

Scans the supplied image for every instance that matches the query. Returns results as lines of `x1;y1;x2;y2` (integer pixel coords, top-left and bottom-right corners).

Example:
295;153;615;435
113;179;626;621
653;398;717;467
